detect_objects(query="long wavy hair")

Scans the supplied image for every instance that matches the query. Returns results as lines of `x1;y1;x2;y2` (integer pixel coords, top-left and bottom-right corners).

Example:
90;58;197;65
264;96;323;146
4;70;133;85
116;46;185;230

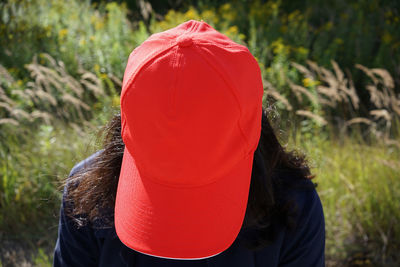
65;108;314;250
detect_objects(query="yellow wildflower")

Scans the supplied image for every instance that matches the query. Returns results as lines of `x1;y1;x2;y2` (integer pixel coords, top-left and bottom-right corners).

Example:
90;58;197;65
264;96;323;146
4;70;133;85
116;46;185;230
220;3;231;12
184;7;199;20
334;38;344;45
303;78;312;87
288;10;301;22
302;78;320;87
112;95;120;107
58;28;68;39
219;3;236;21
90;15;97;24
79;38;86;46
200;9;218;24
15;189;21;202
164;9;178;23
325;21;333;31
280;25;288;33
382;32;392;44
225;25;238;37
271;39;288;55
95;20;104;30
385;10;393;18
297;47;309;55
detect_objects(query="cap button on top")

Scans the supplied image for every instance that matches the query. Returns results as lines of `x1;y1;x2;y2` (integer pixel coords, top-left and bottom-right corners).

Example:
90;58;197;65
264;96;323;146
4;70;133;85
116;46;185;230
177;35;193;48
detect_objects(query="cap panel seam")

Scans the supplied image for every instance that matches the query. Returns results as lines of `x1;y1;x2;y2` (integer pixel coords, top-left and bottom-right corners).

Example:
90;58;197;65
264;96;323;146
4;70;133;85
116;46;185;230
169;46;180;114
193;41;262;156
193;39;250;51
187;19;198;33
192;44;251;155
121;44;176;109
189;19;201;33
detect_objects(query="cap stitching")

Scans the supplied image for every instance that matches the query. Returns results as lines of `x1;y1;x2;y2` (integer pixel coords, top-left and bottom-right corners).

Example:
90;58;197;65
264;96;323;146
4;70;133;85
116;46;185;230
190;19;201;33
174;19;200;47
135;152;252;189
169;47;180;116
188;19;198;33
194;39;250;50
117;218;226;260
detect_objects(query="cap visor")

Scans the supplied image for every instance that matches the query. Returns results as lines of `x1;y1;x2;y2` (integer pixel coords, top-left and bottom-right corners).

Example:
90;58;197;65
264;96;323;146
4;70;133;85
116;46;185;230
115;147;253;259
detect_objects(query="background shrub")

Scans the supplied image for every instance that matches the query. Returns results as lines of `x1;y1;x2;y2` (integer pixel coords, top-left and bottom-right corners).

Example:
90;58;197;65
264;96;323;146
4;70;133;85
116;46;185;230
0;0;399;266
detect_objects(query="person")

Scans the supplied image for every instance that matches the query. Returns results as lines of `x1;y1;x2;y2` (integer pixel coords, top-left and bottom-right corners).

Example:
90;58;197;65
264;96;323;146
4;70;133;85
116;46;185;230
53;20;325;266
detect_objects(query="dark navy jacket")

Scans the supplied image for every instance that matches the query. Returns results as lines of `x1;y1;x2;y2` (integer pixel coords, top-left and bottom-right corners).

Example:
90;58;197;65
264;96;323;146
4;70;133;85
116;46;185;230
53;153;325;266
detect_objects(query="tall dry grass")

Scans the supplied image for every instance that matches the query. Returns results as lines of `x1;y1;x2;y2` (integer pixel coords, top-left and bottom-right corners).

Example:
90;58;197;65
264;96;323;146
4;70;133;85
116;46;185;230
1;48;399;267
2;55;398;148
0;53;121;244
264;60;400;148
263;60;400;265
0;53;123;135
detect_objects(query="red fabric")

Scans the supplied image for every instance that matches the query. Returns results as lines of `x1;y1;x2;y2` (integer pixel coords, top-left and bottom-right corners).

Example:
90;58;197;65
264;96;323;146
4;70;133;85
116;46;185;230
116;20;263;259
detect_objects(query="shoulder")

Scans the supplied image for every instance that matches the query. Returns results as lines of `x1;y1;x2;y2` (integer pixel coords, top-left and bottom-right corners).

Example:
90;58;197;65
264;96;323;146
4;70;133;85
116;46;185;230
54;150;112;266
60;150;105;224
64;149;104;195
276;174;325;265
288;181;324;231
280;172;324;233
63;149;115;226
250;173;325;266
273;169;321;217
61;150;104;215
68;150;104;178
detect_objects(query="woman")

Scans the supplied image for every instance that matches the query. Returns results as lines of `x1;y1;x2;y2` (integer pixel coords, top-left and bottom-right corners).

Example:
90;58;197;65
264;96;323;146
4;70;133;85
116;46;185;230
54;20;325;266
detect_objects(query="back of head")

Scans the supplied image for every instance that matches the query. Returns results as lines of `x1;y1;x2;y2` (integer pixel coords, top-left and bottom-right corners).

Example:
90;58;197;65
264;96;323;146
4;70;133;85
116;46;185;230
116;20;263;259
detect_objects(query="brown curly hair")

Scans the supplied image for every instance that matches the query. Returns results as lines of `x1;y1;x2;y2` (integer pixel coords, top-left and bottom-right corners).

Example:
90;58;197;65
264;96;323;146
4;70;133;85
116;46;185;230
65;108;314;250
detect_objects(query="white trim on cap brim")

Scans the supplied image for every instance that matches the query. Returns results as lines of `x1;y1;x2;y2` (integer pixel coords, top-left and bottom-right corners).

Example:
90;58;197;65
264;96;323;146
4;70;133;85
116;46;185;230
126;244;224;260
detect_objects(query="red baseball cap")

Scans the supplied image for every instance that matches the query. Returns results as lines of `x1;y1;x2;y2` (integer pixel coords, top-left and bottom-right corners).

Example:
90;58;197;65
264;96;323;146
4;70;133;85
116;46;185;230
115;20;263;260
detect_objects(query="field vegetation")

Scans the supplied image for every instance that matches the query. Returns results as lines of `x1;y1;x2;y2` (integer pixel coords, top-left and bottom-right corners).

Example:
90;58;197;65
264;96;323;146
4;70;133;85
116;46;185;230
0;0;399;266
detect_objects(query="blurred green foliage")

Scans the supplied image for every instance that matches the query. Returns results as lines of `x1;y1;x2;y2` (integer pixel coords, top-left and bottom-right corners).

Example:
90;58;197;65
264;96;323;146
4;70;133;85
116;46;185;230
295;132;400;265
109;0;400;100
0;0;400;266
0;0;145;77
